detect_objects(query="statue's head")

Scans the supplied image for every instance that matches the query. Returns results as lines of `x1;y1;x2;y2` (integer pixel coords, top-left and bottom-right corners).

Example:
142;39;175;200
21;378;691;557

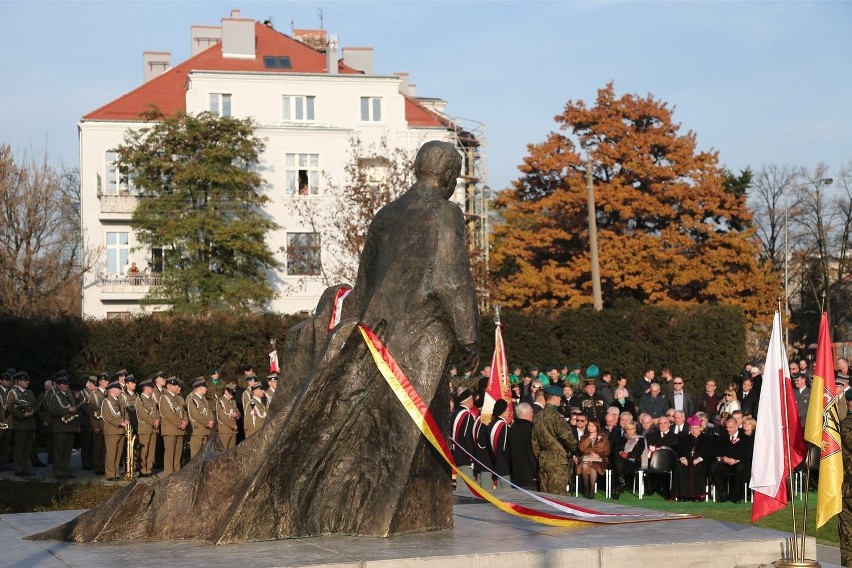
414;141;462;199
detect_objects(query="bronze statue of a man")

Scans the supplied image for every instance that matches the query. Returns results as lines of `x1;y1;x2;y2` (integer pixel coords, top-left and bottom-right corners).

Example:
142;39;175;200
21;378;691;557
32;140;480;543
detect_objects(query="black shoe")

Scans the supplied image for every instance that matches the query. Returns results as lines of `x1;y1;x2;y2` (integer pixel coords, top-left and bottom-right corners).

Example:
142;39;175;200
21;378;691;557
717;494;730;503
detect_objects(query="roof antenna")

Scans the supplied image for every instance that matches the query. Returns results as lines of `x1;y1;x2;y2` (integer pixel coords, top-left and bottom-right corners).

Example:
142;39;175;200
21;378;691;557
317;8;324;30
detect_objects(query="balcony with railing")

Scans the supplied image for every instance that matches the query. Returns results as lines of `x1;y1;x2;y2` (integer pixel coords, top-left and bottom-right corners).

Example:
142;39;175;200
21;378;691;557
98;273;162;300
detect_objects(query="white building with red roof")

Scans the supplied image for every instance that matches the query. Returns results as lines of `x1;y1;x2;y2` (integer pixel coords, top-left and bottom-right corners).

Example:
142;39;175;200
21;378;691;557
80;9;482;318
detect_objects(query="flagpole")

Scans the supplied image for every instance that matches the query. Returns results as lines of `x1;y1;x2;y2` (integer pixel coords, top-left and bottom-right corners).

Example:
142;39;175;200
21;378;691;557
777;301;800;562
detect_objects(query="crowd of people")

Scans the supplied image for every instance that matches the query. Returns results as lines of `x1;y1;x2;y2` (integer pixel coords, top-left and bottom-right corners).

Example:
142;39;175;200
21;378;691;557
448;358;852;503
0;366;278;481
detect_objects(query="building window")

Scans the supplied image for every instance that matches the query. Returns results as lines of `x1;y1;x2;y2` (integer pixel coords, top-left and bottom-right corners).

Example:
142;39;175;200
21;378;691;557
360;97;382;122
286;233;321;275
106;311;132;320
106;232;129;276
151;247;164;273
285;153;319;196
105;152;133;195
283;95;315;122
210;93;232;117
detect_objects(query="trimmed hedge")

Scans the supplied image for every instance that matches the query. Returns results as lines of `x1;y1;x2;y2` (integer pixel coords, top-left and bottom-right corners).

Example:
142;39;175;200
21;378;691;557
1;303;744;397
480;303;746;393
0;313;305;392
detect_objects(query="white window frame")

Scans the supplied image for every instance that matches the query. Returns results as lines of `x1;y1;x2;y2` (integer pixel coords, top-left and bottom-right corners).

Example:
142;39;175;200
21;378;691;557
104;151;133;195
285;153;320;196
105;231;130;276
360;96;382;122
283;95;315;122
210;93;232;117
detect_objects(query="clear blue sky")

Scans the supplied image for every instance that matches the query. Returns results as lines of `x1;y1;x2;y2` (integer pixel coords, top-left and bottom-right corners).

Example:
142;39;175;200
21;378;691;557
2;1;850;191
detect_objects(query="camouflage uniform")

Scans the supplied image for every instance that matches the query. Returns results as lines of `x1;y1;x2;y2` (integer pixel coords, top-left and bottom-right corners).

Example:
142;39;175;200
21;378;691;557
840;408;852;567
531;403;578;495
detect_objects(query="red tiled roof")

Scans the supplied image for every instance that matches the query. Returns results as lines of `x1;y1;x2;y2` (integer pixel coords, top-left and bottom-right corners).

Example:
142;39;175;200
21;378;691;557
84;22;446;129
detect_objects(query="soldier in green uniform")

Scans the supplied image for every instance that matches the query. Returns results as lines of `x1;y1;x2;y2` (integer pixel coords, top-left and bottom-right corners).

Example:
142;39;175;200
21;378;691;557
47;375;79;479
840;388;852;567
160;377;187;476
135;378;160;477
88;373;109;475
6;372;37;477
101;381;128;481
0;370;13;470
531;384;578;495
187;377;213;458
215;386;240;450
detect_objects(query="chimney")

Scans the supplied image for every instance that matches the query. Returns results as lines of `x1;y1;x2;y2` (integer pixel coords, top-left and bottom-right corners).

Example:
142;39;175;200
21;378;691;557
408;83;417;97
342;47;374;74
326;34;339;74
395;72;410;96
221;11;255;59
191;25;222;56
143;51;171;82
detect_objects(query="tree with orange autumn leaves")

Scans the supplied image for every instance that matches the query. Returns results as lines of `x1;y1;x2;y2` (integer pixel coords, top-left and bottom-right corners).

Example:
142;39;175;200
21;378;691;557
490;83;777;325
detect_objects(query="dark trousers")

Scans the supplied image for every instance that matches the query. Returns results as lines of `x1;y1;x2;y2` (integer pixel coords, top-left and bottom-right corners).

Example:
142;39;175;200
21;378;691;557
0;428;11;465
12;429;35;474
710;461;750;501
52;431;75;477
79;425;94;469
93;429;105;472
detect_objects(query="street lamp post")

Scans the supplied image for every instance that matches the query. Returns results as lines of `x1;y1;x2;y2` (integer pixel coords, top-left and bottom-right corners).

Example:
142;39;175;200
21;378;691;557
586;161;603;311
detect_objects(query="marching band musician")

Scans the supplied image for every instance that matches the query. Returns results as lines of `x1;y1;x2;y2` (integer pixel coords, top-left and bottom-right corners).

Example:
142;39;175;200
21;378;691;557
120;374;140;432
160;376;187;476
89;373;109;475
265;373;278;405
47;375;79;479
136;378;160;477
187;377;214;458
101;381;128;481
150;371;167;470
6;372;37;477
243;383;267;439
216;386;240;449
0;371;12;469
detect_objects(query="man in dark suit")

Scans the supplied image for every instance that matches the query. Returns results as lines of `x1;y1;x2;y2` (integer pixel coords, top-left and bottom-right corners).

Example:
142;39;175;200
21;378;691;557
508;402;538;490
739;377;760;418
666;377;695;419
709;417;753;503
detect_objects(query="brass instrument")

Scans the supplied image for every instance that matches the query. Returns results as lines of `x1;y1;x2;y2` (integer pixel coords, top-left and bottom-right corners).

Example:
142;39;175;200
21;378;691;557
125;421;137;481
0;422;8;430
61;393;88;424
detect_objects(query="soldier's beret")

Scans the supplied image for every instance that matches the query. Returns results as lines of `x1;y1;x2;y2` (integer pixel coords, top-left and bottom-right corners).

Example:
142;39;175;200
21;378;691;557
166;376;181;386
846;389;852;402
571;362;583;371
250;383;265;392
492;399;508;417
210;368;219;376
191;377;207;389
97;373;109;382
148;371;165;381
114;369;128;377
267;373;279;382
138;378;153;388
124;374;137;383
543;385;563;397
106;381;122;391
455;389;473;403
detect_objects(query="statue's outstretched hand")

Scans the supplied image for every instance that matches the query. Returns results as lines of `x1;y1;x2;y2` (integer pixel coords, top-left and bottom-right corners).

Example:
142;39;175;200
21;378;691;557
463;343;480;374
